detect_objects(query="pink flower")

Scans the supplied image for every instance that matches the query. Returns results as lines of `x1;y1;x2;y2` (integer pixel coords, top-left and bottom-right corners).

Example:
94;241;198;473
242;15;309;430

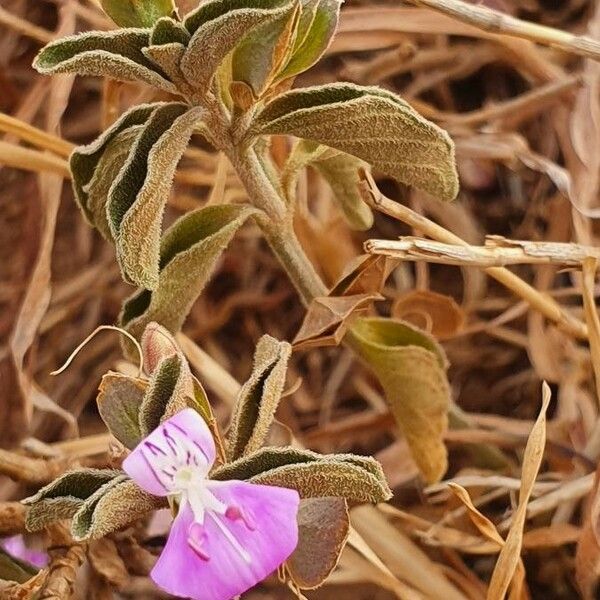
123;408;299;600
1;535;48;569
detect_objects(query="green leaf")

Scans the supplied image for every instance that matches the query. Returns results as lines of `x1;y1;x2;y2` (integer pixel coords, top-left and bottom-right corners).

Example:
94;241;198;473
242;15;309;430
100;0;176;27
252;83;459;201
143;43;188;88
85;126;143;241
33;30;177;94
23;469;121;532
277;0;341;81
347;317;450;484
120;204;258;346
251;460;391;502
138;354;193;436
231;3;299;97
212;447;390;503
283;140;373;230
287;497;349;589
212;446;321;480
180;0;294;93
227;335;292;460
109;104;204;289
150;17;191;45
70;103;161;228
97;372;147;449
71;479;163;541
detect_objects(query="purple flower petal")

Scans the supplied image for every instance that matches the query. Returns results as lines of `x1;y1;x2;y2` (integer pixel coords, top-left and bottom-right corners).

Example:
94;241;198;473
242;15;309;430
152;481;299;600
1;535;48;568
123;408;216;496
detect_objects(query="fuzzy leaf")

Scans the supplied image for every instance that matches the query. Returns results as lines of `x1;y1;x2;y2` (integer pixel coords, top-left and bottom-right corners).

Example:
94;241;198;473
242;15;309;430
23;469;121;532
72;479;163;541
277;0;341;81
143;43;188;88
150;17;191;45
85;126;143;241
141;321;181;375
253;83;459;201
121;204;258;345
110;104;204;289
288;497;349;589
70;103;161;227
251;460;391;502
212;446;321;481
181;0;294;93
139;354;193;436
213;447;390;503
100;0;176;27
227;335;292;460
347;317;450;483
284;141;373;230
97;372;147;449
33;30;177;93
231;2;299;97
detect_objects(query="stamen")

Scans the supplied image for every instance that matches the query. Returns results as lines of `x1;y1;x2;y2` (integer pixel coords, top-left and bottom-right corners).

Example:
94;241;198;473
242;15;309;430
225;505;256;531
187;523;210;561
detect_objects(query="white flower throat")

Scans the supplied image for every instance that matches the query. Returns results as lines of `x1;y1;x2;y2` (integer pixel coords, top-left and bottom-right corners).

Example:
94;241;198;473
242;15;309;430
141;424;254;564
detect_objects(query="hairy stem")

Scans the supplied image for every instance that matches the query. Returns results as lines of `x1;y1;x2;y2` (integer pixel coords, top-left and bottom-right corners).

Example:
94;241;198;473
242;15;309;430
230;144;327;304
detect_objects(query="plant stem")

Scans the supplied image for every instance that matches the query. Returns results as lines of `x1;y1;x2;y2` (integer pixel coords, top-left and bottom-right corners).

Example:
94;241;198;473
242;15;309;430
230;145;327;304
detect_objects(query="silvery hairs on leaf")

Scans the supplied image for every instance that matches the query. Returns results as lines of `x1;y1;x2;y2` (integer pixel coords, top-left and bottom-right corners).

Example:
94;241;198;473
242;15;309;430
283;140;373;230
33;29;177;94
181;0;294;93
287;497;349;589
139;353;193;436
120;204;258;352
227;335;292;460
70;103;162;231
23;469;122;532
71;479;164;541
275;0;341;82
108;103;205;289
100;0;176;28
212;446;391;503
348;317;450;484
97;372;147;449
252;82;459;201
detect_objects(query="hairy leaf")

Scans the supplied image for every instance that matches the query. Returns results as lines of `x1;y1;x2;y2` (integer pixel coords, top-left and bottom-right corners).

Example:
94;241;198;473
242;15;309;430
143;43;188;89
121;204;257;345
213;447;390;501
277;0;341;81
70;103;162;227
284;140;373;230
251;460;391;502
181;0;293;93
347;317;450;483
97;372;147;449
72;479;163;541
141;321;181;375
288;497;349;589
231;2;299;97
33;30;177;93
111;104;204;289
253;83;459;201
150;17;191;45
212;446;321;480
227;335;291;460
139;354;193;436
23;469;121;532
100;0;176;27
85;126;143;241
